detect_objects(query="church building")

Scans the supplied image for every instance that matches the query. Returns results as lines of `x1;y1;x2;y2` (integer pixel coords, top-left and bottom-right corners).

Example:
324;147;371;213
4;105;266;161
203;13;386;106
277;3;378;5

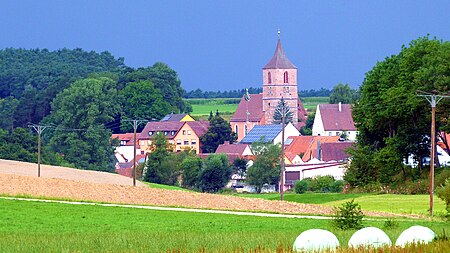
230;36;307;141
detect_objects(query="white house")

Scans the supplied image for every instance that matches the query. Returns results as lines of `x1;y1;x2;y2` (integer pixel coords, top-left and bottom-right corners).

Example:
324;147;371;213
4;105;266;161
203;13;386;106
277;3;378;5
312;103;357;141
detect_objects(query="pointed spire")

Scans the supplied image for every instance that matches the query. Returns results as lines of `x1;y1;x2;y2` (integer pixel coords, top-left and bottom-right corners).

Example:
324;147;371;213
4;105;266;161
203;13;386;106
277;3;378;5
263;32;296;69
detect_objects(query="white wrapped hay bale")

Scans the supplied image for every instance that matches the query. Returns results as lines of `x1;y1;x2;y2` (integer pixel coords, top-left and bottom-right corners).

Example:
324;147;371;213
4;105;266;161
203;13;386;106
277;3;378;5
395;225;435;247
293;229;339;252
348;227;391;248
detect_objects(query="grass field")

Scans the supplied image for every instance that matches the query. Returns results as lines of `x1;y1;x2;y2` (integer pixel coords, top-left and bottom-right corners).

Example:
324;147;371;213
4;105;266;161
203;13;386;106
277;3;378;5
233;193;447;216
185;97;330;119
0;198;448;252
301;96;330;112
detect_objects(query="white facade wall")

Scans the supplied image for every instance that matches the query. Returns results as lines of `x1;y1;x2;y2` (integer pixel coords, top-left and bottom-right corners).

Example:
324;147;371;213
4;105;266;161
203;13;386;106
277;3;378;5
273;122;300;144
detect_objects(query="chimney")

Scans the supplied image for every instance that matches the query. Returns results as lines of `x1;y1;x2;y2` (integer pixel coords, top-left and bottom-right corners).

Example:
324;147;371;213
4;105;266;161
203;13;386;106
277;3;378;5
317;140;321;161
338;102;342;112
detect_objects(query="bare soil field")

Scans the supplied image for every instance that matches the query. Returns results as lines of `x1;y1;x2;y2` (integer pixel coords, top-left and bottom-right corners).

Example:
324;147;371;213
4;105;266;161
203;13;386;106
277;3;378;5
0;159;414;217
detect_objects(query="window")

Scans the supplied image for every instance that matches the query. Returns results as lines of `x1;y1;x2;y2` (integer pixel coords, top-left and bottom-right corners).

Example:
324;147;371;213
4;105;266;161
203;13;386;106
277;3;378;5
244;125;248;136
120;140;127;146
328;132;332;136
336;132;340;136
176;139;181;145
171;131;176;136
268;72;272;84
284;86;289;93
235;125;238;133
169;140;174;144
164;131;168;136
149;131;154;136
187;130;192;135
141;151;144;155
184;140;189;145
283;71;289;83
191;139;197;145
183;130;186;135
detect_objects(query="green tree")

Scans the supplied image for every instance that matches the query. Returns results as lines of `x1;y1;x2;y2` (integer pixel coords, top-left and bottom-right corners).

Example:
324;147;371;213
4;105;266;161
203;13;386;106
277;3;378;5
45;76;121;172
300;112;315;135
144;132;175;184
198;154;232;193
180;155;203;189
120;80;171;132
348;36;450;187
232;157;248;180
0;128;37;162
273;97;293;124
200;113;237;153
329;83;358;104
0;97;19;131
246;140;281;193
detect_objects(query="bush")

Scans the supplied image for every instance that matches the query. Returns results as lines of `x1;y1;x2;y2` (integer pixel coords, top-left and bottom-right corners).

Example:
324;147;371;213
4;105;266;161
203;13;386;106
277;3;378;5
294;180;308;194
330;180;345;193
315;175;335;192
436;179;450;215
332;199;364;230
383;218;399;229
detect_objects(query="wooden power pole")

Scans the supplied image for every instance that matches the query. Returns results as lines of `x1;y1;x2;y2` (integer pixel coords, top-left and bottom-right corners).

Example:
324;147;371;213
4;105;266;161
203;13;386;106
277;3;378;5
29;124;49;177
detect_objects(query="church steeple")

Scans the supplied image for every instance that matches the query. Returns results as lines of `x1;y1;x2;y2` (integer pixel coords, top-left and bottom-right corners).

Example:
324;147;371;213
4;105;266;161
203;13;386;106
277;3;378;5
263;38;296;69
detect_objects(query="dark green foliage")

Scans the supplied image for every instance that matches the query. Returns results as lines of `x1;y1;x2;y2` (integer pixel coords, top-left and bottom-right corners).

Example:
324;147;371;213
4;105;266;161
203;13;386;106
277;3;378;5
350;36;450;188
0;48;125;128
273;97;293;124
329;83;359;104
0;97;19;132
144;133;177;184
332;199;364;230
200;113;237;153
294;180;308;194
0;128;37;162
300;112;314;135
294;176;345;193
232;157;248;179
119;62;189;113
198;154;232;193
180;156;203;189
383;218;399;229
246;140;281;193
45;77;120;172
120;80;171;132
436;179;450;215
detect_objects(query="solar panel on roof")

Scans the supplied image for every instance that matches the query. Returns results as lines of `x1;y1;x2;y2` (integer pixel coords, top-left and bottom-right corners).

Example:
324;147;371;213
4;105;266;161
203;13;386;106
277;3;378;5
240;125;282;144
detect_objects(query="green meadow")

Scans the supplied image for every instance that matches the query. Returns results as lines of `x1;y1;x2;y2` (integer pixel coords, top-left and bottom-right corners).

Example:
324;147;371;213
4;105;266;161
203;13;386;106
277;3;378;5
300;96;330;113
233;193;447;217
0;198;448;252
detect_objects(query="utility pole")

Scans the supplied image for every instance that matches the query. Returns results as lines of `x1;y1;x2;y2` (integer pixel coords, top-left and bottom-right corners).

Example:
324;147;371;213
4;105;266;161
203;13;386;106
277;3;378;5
417;90;450;216
280;98;285;201
29;124;49;177
124;119;147;186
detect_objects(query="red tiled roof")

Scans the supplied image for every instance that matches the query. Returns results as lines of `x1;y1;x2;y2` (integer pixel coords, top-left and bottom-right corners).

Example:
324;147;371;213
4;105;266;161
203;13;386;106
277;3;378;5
319;104;356;131
215;143;249;155
111;133;136;145
285;136;314;155
139;121;184;140
263;39;297;69
230;94;264;122
302;136;341;162
187;121;210;138
321;142;354;162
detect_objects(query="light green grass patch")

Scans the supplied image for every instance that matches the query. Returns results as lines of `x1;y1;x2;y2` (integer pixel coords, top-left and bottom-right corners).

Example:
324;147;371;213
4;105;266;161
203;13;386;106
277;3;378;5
144;182;191;191
0;198;448;252
301;96;330;112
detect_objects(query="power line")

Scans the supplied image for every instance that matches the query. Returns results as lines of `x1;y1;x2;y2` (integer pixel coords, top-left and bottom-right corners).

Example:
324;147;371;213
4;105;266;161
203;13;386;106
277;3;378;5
28;124;52;177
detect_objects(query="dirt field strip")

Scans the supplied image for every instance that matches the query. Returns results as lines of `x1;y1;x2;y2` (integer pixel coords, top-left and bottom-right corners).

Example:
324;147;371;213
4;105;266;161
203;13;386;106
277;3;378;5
0;196;333;219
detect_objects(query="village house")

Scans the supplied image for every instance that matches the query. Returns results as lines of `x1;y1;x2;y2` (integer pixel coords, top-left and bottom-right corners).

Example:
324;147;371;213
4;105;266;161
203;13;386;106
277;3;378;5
111;133;139;163
312;103;357;141
138;121;209;154
230;37;307;142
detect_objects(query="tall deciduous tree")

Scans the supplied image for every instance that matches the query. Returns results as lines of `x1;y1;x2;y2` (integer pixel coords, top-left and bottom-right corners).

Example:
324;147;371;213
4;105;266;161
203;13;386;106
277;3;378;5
329;83;358;104
198;154;232;193
273;97;293;124
347;36;450;187
45;76;121;172
144;132;176;184
200;112;237;153
246;139;281;193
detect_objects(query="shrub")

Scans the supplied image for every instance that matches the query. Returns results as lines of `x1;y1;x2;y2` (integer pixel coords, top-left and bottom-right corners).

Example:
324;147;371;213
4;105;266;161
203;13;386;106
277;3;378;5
294;180;308;194
315;175;335;192
383;218;399;229
330;180;345;193
332;199;364;230
436;179;450;215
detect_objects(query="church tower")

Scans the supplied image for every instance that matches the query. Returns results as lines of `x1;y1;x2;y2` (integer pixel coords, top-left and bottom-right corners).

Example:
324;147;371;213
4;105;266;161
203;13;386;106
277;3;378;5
262;35;299;125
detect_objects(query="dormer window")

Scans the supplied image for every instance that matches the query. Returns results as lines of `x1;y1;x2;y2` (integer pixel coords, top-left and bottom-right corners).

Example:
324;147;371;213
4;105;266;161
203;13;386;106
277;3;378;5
149;131;154;136
164;131;168;136
171;131;176;136
268;72;272;84
283;71;289;83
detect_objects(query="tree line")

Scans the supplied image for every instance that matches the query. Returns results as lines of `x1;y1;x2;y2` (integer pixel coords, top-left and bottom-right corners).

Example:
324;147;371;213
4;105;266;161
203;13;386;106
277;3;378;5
184;87;333;99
